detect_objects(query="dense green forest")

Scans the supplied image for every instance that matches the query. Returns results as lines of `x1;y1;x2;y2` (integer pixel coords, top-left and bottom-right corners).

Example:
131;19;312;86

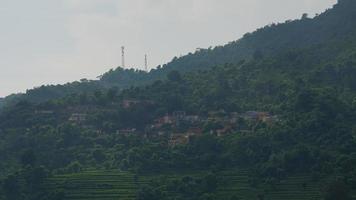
0;99;3;109
1;0;356;199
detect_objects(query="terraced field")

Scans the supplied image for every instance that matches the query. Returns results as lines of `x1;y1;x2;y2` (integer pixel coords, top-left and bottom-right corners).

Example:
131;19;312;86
216;169;258;199
216;170;323;200
47;170;142;200
47;169;339;200
264;176;321;200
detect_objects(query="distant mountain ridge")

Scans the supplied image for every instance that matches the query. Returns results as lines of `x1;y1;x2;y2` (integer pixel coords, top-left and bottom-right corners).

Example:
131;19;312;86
155;0;356;73
1;0;355;109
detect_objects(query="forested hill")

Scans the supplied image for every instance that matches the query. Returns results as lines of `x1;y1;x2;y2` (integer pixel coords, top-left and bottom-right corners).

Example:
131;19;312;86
2;1;356;199
101;0;356;80
1;0;355;109
153;0;356;73
1;14;356;199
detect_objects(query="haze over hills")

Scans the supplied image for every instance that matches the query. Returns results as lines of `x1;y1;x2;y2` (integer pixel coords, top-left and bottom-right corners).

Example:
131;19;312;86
1;1;356;200
1;0;354;110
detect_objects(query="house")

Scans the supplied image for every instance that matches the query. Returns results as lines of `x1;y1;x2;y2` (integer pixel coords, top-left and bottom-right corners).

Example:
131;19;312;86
173;111;186;120
155;115;175;126
208;110;227;117
122;99;155;109
169;128;203;147
157;131;166;136
122;100;141;108
216;125;234;137
67;105;97;113
229;112;240;123
95;130;103;135
69;113;87;123
206;110;227;122
184;115;200;122
242;111;271;120
35;110;54;115
116;128;137;136
186;127;203;137
242;111;260;120
169;134;189;147
241;111;280;126
163;115;175;124
261;115;279;124
257;112;271;121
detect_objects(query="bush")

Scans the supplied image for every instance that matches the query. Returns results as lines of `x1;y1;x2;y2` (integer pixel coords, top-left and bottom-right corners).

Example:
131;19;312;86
323;180;352;200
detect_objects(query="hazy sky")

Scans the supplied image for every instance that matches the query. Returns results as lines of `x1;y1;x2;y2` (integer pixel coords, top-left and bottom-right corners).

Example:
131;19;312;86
0;0;337;97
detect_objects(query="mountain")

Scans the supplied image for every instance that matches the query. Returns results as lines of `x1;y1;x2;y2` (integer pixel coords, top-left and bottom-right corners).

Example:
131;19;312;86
98;0;356;83
0;98;4;108
3;0;356;110
1;1;356;199
156;0;356;71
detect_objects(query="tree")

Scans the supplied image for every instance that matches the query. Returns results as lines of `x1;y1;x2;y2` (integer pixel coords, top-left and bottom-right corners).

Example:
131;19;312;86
2;174;22;200
167;70;182;82
21;150;37;167
107;87;118;101
92;149;106;163
301;13;308;20
253;50;263;60
136;186;166;200
324;180;352;200
203;173;218;192
199;193;215;200
66;161;82;173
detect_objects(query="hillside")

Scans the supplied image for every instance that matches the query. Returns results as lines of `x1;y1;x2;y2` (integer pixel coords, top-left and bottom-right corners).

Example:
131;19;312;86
1;29;356;200
154;0;356;72
2;0;356;109
1;1;356;200
45;169;328;200
0;98;3;109
102;0;356;83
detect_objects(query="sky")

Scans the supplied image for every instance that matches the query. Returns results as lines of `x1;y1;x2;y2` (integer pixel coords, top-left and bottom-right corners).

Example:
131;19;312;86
0;0;337;97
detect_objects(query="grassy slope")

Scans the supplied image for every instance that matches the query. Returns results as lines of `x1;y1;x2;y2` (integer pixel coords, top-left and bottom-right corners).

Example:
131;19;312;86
47;169;333;200
47;170;140;200
216;170;323;200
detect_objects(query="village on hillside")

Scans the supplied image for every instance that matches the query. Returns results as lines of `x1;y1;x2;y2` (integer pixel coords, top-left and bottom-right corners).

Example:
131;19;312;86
35;99;280;146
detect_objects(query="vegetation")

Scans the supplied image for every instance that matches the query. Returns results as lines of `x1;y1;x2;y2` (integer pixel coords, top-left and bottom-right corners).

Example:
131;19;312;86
1;0;356;199
0;98;4;111
47;170;138;200
3;0;356;109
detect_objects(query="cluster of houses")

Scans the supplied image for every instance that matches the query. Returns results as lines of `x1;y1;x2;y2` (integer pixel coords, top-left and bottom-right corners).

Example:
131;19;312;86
69;113;87;123
34;99;279;147
34;110;54;115
122;99;154;109
115;109;279;147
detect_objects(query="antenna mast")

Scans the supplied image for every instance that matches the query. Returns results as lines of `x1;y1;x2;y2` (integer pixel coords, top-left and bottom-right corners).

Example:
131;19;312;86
121;46;125;68
145;54;148;72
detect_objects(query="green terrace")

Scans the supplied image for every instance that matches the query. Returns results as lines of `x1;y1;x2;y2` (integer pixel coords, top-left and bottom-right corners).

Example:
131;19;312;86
46;170;140;200
45;169;333;200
